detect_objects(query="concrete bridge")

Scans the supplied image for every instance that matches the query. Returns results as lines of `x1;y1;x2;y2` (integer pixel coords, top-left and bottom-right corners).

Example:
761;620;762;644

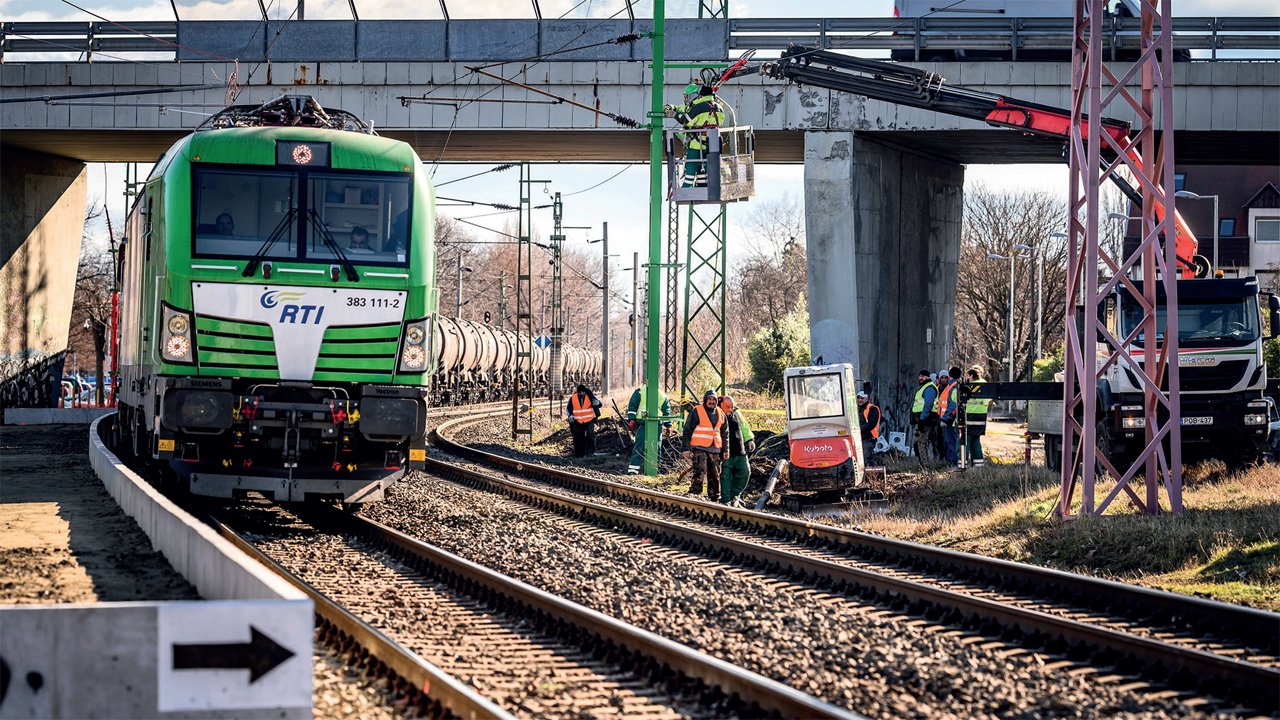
2;18;1278;410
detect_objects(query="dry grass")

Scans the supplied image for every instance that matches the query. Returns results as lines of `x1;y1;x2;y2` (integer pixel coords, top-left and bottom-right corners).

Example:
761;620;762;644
826;461;1280;610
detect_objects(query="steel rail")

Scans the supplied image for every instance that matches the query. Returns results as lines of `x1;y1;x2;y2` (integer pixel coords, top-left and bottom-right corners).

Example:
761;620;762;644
434;412;1277;649
432;412;1280;712
206;513;515;720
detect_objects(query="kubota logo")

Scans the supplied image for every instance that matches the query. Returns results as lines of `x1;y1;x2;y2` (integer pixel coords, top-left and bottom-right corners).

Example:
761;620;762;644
260;290;307;309
806;443;834;452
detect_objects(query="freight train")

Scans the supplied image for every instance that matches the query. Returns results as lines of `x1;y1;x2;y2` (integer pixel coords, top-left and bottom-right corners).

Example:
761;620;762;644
431;315;600;405
112;96;598;507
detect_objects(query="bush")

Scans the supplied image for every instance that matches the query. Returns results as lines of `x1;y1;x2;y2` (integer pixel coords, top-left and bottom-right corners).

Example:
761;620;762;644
1266;336;1280;377
746;296;811;392
1032;344;1065;382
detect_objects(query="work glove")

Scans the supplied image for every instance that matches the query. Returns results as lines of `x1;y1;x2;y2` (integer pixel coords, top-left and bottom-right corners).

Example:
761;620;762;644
663;104;677;118
628;420;637;432
746;440;756;454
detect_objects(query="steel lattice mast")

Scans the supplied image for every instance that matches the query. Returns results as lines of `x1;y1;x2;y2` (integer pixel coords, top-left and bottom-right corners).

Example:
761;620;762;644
1059;0;1183;515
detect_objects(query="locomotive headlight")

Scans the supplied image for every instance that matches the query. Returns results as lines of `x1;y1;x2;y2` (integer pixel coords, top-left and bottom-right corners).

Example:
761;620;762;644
401;345;426;369
398;317;431;374
165;335;190;358
161;303;196;364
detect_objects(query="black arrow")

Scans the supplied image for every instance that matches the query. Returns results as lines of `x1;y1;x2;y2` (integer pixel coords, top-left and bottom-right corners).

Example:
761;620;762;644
172;626;295;683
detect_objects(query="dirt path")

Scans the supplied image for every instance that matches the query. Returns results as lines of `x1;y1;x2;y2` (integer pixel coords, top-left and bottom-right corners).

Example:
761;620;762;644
0;424;198;604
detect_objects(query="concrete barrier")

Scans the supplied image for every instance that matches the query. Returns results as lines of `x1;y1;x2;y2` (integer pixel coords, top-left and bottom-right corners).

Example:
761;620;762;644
3;407;115;424
0;417;314;718
86;414;305;602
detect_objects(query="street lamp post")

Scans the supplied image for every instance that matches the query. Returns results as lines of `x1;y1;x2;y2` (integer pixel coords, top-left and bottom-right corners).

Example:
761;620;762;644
989;250;1031;384
1176;190;1219;275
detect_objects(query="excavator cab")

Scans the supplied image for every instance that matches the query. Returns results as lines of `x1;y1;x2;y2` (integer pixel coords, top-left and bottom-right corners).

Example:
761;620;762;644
665;126;756;205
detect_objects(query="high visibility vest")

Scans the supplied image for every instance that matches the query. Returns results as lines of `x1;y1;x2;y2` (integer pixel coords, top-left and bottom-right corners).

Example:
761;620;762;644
912;384;934;414
936;381;956;417
677;97;726;150
629;386;667;419
965;379;991;418
862;403;881;439
570;394;595;423
690;405;724;449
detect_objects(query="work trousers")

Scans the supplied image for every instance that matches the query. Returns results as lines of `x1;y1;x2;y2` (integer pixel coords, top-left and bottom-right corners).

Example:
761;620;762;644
720;455;750;504
688;448;721;498
627;424;647;474
943;423;959;466
570;420;595;458
682;146;707;187
861;432;878;465
964;433;984;467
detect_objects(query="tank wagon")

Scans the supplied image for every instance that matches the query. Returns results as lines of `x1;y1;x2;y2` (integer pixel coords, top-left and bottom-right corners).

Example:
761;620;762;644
431;315;601;404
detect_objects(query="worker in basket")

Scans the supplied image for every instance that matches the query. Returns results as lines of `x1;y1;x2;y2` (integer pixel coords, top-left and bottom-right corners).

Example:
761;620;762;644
664;82;726;188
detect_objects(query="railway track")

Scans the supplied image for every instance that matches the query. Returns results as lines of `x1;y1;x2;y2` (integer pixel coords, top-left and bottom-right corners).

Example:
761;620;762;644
432;410;1280;715
206;496;862;720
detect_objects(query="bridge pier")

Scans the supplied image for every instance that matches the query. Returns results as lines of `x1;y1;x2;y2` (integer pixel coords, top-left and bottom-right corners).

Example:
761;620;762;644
804;131;962;429
1;146;88;397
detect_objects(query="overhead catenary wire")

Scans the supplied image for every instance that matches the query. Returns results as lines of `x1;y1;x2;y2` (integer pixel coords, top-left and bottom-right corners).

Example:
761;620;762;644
58;0;236;62
435;163;520;188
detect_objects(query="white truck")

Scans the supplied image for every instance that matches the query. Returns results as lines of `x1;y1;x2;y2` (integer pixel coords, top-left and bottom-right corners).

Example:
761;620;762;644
1030;276;1279;469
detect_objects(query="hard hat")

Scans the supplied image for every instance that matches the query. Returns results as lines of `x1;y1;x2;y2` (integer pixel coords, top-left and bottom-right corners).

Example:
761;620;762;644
684;83;699;95
857;391;868;399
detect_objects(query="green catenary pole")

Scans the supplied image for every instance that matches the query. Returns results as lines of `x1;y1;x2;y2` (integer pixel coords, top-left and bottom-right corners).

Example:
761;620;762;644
644;0;666;475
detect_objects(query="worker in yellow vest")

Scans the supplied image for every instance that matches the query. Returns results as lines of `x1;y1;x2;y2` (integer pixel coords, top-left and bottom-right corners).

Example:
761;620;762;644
681;389;728;498
963;368;990;467
565;384;601;458
856;390;881;464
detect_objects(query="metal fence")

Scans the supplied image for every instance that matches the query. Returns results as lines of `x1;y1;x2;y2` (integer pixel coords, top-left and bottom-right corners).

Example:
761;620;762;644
1;17;1276;63
730;16;1280;61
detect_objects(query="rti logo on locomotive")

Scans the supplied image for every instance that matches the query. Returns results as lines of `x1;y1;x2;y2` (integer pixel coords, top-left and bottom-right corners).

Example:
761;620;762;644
260;290;325;324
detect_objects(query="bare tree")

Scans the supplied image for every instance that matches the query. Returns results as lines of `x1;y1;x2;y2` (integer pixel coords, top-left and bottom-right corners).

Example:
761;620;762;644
954;184;1070;382
728;194;807;380
68;201;113;404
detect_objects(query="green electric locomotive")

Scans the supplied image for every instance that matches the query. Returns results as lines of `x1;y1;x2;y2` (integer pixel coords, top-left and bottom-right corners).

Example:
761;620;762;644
114;96;437;505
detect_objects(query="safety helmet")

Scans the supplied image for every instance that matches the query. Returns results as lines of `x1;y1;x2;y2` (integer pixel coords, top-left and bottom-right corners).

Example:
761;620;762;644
684;83;699;96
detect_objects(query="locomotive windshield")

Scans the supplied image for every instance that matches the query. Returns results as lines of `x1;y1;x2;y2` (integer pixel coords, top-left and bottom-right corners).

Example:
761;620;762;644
192;166;412;266
787;372;845;421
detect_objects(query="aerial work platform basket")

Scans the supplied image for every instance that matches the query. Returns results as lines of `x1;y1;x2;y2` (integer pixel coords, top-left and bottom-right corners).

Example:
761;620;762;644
665;126;755;205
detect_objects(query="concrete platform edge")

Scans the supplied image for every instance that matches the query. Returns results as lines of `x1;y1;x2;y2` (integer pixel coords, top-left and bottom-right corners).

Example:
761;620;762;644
87;414;306;603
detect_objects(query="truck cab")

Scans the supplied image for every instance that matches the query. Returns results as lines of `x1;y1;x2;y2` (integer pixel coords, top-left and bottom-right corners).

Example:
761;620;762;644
783;363;865;492
1033;276;1279;468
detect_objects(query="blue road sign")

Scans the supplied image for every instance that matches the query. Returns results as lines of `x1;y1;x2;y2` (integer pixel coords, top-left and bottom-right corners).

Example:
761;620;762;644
535;335;551;349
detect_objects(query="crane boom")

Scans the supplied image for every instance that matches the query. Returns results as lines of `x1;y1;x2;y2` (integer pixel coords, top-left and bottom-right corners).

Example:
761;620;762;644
757;46;1206;278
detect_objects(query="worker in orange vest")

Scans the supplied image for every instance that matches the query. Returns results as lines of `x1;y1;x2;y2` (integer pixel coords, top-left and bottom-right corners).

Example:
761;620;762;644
565;384;602;458
856;390;881;464
681;389;728;499
936;367;961;466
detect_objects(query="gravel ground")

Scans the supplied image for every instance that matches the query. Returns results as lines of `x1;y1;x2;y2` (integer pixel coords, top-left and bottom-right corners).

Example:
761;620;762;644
240;503;696;720
367;472;1220;720
315;633;418;720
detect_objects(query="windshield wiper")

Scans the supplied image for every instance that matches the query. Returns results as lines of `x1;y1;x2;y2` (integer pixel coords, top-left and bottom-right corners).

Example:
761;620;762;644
306;209;359;282
242;208;296;277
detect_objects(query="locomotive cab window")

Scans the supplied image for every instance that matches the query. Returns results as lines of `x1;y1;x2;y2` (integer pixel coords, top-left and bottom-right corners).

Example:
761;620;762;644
193;168;297;260
308;172;412;266
787;373;845;421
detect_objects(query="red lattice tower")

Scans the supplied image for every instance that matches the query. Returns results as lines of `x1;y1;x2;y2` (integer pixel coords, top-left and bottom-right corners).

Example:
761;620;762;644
1058;0;1183;516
